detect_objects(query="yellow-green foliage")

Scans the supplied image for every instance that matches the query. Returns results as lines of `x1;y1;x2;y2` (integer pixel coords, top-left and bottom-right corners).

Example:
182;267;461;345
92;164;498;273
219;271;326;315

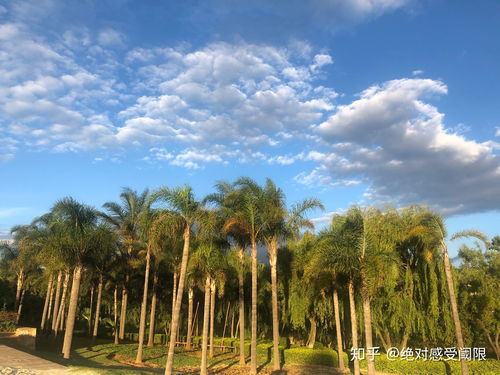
284;347;348;367
0;319;16;332
360;357;500;375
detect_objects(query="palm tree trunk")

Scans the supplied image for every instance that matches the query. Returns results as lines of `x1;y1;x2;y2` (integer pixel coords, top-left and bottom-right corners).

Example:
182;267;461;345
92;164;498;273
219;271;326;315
361;280;375;375
269;241;280;371
136;244;151;363
93;273;104;339
51;271;63;332
171;271;177;330
55;270;70;335
165;223;191;375
63;265;83;359
306;318;317;349
231;311;235;339
348;278;360;375
148;271;158;347
209;278;216;358
16;288;25;324
114;285;119;344
200;276;211;375
119;278;128;340
89;285;94;336
47;278;56;329
250;237;258;375
442;242;469;375
333;288;345;370
41;273;54;330
222;301;230;348
15;268;24;311
238;248;246;365
186;286;194;349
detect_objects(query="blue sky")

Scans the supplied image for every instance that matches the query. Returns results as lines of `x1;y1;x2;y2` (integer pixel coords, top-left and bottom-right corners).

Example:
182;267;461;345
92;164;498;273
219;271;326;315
0;0;499;255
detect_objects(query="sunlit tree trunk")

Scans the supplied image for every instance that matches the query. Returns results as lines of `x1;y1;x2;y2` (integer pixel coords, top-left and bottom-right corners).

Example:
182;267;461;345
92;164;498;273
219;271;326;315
269;239;280;370
361;279;375;375
51;271;62;332
47;279;55;329
41;273;54;330
165;224;191;375
15;268;25;311
119;282;128;340
93;273;104;340
186;287;194;349
171;271;177;333
16;288;25;324
148;271;158;347
306;318;317;349
442;242;469;375
136;244;151;363
333;288;345;370
348;278;360;375
209;278;216;358
63;265;83;359
55;270;70;335
238;248;246;365
114;285;119;344
250;237;258;375
89;284;94;336
200;276;211;375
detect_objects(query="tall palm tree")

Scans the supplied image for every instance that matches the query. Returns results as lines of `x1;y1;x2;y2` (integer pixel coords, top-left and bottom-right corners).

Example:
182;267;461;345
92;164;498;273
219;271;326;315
102;187;149;340
135;197;156;364
225;177;268;375
205;180;249;365
48;197;98;359
89;225;117;341
150;185;200;375
410;210;472;375
260;179;324;371
189;208;228;375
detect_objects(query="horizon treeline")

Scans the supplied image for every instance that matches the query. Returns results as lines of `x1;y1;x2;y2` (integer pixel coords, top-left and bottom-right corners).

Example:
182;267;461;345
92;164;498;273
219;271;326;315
0;177;498;375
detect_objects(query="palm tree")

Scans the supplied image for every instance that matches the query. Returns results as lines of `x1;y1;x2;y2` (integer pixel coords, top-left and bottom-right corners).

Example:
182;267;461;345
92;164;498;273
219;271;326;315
189;208;228;375
414;210;470;375
102;187;149;340
89;225;117;341
313;213;362;375
150;185;200;375
48;197;99;359
260;179;323;371
135;196;157;364
225;177;268;375
205;180;249;365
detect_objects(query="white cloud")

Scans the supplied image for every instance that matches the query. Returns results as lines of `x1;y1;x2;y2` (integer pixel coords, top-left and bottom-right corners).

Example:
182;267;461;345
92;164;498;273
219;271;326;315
97;28;125;47
412;69;424;76
118;42;335;152
310;78;500;215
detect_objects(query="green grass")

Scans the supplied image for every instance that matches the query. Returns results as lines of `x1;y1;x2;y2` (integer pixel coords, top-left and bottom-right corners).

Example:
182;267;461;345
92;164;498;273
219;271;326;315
7;335;499;375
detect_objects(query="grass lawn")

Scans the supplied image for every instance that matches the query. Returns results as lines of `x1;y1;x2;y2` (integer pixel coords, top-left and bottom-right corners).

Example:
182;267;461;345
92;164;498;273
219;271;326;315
4;335;499;375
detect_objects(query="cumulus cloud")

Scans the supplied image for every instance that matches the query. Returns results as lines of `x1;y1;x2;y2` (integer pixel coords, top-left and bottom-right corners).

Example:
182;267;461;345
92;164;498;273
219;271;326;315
119;42;336;151
306;78;500;215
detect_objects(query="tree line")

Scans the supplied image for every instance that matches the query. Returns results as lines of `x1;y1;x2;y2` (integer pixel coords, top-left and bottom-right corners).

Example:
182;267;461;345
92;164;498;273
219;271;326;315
0;177;498;375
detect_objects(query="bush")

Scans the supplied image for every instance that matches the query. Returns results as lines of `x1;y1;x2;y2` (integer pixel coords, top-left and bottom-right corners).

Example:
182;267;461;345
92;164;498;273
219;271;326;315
284;347;348;367
0;319;17;332
360;356;500;375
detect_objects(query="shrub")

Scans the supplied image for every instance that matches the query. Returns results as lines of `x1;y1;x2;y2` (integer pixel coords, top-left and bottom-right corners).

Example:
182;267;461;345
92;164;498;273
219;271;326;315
360;356;500;375
0;319;17;332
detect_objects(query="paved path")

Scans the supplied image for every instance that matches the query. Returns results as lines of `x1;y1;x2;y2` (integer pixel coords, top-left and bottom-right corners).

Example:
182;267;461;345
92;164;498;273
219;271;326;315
0;344;68;374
